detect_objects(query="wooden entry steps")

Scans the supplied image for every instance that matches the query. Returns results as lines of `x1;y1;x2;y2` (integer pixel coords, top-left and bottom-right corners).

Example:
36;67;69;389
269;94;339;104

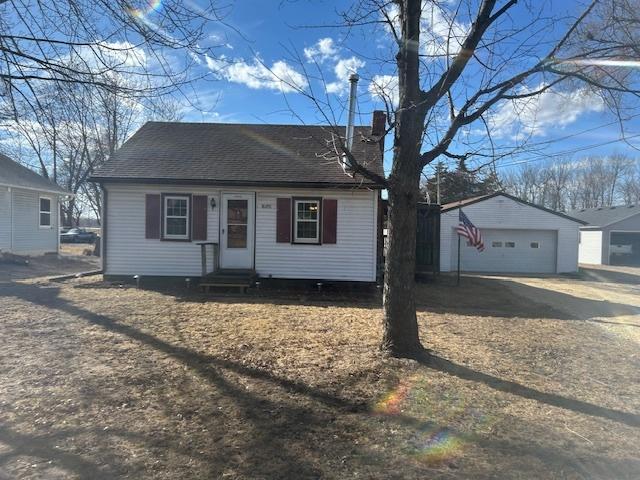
200;269;257;293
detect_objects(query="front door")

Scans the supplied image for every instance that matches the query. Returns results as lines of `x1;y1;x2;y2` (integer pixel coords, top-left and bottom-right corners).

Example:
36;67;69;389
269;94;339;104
220;193;254;269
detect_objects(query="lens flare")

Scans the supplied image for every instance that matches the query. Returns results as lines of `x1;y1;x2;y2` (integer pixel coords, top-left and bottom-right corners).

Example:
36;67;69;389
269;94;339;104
129;0;163;20
373;375;493;466
553;57;640;68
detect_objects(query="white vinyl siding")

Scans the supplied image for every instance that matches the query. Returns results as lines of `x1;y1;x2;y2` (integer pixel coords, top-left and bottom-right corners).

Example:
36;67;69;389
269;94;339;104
440;195;580;274
0;187;11;251
9;187;59;255
578;230;603;264
255;189;377;281
104;184;377;281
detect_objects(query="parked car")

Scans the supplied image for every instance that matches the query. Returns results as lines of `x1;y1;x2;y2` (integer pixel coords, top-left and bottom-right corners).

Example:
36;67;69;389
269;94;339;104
60;228;97;243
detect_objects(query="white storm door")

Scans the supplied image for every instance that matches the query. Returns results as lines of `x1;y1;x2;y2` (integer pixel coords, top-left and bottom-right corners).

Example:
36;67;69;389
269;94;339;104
220;193;254;269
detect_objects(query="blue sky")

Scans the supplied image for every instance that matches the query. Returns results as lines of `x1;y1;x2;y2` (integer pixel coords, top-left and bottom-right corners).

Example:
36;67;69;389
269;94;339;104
8;0;636;179
152;0;639;178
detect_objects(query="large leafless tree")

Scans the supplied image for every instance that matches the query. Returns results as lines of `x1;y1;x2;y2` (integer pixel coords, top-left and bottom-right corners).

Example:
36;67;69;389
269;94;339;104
0;0;228;120
291;0;640;357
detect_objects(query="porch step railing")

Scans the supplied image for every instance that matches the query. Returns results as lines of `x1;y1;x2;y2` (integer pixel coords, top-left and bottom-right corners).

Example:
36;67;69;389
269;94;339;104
197;242;219;277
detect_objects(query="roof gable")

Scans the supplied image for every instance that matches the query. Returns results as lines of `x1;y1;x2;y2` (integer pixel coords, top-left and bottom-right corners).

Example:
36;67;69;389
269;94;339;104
0;154;69;194
91;122;385;188
441;192;588;224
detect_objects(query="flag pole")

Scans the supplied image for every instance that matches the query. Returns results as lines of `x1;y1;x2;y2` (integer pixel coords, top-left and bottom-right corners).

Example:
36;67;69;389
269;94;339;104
457;234;461;286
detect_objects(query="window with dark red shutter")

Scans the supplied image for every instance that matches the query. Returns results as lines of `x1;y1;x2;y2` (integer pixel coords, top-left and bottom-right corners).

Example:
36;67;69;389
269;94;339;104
276;198;291;243
322;199;337;244
145;194;161;239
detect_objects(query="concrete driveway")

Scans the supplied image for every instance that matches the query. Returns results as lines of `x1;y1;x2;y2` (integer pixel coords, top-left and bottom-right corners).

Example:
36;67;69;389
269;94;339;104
492;265;640;343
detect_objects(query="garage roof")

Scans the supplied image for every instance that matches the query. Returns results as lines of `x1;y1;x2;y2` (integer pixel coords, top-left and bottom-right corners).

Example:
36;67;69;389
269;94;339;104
568;204;640;228
442;192;588;224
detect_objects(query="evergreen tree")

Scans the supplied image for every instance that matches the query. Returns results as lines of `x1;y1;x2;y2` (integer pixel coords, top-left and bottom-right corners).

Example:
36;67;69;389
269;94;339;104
422;165;502;204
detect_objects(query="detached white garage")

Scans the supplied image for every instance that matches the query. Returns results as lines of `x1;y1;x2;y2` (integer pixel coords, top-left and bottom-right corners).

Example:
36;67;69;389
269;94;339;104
440;193;585;274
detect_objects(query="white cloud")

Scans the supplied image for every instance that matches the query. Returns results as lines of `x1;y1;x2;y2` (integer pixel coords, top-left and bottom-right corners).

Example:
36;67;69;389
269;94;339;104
382;2;469;59
304;37;338;63
368;74;399;106
326;56;365;94
488;85;605;139
421;4;469;58
205;55;307;93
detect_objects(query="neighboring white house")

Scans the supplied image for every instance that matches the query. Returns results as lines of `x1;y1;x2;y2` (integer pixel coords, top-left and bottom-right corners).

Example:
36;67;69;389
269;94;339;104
90;117;386;282
0;154;70;255
569;205;640;266
440;192;586;274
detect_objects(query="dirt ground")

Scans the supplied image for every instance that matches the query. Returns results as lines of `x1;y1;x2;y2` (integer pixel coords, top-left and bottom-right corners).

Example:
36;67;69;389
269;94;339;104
0;266;639;479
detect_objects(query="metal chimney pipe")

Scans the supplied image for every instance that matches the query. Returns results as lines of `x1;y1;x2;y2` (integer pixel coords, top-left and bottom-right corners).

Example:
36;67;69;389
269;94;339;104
345;73;359;151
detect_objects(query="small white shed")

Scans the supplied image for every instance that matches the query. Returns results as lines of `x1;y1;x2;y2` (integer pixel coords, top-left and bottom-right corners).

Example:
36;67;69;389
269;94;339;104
440;192;585;274
569;205;640;266
0;154;70;255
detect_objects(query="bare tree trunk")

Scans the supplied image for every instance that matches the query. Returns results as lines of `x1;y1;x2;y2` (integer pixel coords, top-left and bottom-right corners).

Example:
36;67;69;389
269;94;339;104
382;173;422;356
381;0;425;357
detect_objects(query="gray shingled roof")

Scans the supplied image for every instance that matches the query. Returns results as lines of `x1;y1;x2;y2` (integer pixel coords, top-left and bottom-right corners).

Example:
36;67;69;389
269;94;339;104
442;192;587;224
91;122;385;188
568;204;640;227
0;153;69;194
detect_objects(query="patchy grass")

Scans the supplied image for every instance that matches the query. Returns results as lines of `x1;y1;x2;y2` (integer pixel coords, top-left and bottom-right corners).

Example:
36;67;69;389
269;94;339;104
0;274;639;479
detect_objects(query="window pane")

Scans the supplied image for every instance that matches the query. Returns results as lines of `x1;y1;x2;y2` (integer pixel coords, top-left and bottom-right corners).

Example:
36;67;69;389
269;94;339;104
492;241;502;248
228;224;247;248
505;242;516;248
166;218;187;235
40;198;51;212
227;200;248;223
167;198;187;217
296;221;317;239
297;201;318;220
530;242;540;249
40;212;51;226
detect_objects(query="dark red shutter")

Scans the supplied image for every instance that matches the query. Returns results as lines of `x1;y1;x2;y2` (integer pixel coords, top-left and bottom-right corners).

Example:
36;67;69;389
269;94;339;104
192;195;208;241
322;199;337;244
145;194;161;239
276;198;291;243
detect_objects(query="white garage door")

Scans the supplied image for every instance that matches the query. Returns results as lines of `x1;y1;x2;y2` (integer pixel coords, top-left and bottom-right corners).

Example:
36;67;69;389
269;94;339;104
454;228;557;273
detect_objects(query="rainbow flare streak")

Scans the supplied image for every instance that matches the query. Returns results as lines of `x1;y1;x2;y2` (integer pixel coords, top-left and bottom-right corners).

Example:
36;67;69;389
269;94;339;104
372;375;494;466
129;0;163;19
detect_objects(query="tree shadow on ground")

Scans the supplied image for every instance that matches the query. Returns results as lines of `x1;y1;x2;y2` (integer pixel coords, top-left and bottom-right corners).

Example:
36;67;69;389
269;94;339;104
579;266;640;286
0;425;119;479
417;352;640;428
418;275;640;321
4;282;640;478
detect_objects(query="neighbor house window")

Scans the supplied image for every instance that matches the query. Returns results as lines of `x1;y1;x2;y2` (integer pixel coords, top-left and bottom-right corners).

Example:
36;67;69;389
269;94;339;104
39;197;51;228
163;195;189;240
492;241;502;248
530;242;540;249
505;241;516;248
293;198;320;244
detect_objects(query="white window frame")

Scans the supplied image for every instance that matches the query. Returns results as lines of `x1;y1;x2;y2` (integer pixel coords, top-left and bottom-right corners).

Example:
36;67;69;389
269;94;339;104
163;195;190;240
39;196;52;229
293;199;320;244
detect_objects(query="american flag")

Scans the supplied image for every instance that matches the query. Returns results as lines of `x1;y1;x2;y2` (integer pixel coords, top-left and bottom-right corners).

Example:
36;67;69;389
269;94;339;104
456;210;484;251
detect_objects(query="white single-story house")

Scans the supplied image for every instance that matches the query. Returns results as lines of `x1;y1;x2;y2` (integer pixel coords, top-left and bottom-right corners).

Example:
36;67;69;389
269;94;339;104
0;153;70;255
569;205;640;266
90;116;386;282
439;192;586;274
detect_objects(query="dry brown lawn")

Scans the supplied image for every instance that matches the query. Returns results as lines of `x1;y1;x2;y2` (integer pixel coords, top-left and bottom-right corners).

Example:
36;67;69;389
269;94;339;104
0;269;639;479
